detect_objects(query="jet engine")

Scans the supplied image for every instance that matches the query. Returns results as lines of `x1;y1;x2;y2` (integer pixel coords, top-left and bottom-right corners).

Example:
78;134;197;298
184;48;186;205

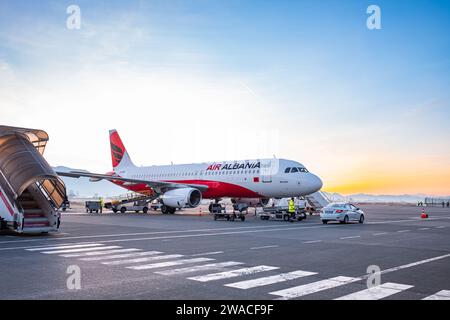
161;188;202;208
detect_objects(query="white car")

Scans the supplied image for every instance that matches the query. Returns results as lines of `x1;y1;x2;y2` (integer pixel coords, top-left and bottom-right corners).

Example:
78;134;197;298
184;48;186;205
320;202;365;224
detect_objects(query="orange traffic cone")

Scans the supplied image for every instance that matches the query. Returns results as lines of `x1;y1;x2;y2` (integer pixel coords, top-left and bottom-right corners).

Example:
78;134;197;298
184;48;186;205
421;209;428;219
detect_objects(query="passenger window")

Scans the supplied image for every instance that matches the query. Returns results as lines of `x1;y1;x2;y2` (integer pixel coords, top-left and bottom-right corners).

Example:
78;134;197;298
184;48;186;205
285;167;291;173
291;167;298;173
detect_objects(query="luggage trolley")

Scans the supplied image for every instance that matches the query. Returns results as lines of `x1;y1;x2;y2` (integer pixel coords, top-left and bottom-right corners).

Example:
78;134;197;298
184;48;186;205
259;206;306;222
210;203;246;222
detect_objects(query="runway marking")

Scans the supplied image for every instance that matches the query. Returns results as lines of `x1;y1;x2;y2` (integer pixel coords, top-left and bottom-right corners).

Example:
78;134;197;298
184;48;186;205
1;224;303;245
423;290;450;300
80;251;162;261
340;236;361;240
359;253;450;278
373;233;388;236
4;217;450;250
435;226;446;229
41;246;121;254
335;282;413;300
26;243;104;251
397;230;411;233
127;257;214;270
101;254;183;265
270;276;360;300
155;261;244;276
303;240;322;244
191;251;224;256
188;266;279;282
418;228;430;231
225;270;317;290
250;245;279;250
61;248;142;258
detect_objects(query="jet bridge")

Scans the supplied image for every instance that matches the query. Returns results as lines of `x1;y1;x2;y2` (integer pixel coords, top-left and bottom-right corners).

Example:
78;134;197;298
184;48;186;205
0;125;66;233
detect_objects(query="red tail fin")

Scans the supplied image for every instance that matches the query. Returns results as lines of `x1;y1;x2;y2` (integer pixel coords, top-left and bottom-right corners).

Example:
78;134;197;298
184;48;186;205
109;129;134;169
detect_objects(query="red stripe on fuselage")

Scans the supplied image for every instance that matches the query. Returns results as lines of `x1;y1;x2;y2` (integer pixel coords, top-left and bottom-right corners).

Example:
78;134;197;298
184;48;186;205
111;179;261;199
0;191;14;216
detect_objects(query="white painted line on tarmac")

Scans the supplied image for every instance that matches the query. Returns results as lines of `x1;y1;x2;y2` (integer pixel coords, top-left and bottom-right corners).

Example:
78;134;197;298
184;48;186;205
303;240;322;244
42;246;121;254
191;251;224;256
5;216;450;251
155;261;243;276
436;226;446;229
359;253;450;279
373;233;388;236
418;228;430;230
79;251;162;261
188;266;279;282
250;245;279;250
128;258;214;270
26;243;104;251
397;230;411;233
61;248;142;258
423;290;450;300
0;224;305;245
270;276;360;300
102;254;183;265
225;270;317;289
340;236;361;240
335;282;413;300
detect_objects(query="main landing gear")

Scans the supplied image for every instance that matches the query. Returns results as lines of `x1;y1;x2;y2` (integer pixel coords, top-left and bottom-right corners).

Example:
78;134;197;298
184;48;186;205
161;205;176;214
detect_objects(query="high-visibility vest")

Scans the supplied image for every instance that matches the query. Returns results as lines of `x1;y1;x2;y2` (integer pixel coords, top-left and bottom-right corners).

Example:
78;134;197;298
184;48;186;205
288;199;295;213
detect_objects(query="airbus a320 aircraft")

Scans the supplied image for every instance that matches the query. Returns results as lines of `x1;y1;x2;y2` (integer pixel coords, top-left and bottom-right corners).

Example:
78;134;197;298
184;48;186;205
57;130;323;214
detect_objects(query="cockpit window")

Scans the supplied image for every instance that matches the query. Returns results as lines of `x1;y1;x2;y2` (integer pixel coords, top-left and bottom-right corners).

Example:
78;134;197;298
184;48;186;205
286;167;309;173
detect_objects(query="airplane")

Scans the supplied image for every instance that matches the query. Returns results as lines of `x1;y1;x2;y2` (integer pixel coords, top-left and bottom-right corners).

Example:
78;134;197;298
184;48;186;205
57;130;323;214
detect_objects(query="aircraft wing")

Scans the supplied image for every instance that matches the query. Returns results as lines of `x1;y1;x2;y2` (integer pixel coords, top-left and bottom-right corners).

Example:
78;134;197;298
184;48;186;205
56;170;209;193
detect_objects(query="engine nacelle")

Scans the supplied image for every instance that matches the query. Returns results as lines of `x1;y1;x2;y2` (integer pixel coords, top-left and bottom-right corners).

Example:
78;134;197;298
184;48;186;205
231;198;270;207
161;188;202;208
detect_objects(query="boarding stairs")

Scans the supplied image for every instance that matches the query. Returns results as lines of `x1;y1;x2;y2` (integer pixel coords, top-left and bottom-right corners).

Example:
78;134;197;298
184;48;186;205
0;125;66;233
305;191;330;211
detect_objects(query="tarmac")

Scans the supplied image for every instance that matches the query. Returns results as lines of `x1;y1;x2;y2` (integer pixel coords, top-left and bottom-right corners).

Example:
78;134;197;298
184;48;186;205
0;204;449;300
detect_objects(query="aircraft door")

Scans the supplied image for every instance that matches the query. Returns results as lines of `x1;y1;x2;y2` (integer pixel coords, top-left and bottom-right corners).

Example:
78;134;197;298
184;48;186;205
261;159;277;183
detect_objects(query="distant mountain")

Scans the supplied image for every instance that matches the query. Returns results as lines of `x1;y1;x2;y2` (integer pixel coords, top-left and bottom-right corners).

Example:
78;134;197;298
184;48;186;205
322;192;446;203
53;166;125;198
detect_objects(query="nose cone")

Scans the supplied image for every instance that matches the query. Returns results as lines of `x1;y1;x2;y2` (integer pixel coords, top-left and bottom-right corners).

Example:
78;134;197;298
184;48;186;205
308;173;323;194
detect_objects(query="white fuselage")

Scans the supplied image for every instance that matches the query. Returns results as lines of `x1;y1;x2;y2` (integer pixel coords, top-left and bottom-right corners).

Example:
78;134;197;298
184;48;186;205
113;158;323;199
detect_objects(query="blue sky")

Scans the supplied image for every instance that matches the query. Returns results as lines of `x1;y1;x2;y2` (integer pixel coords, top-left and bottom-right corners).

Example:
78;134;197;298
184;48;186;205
0;0;449;195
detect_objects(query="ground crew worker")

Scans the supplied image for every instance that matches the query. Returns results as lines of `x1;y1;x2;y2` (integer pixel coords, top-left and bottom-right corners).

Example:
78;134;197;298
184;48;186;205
288;197;296;222
99;197;104;213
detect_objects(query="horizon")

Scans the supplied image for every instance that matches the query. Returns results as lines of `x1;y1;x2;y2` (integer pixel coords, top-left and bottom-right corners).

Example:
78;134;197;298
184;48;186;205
1;0;449;196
